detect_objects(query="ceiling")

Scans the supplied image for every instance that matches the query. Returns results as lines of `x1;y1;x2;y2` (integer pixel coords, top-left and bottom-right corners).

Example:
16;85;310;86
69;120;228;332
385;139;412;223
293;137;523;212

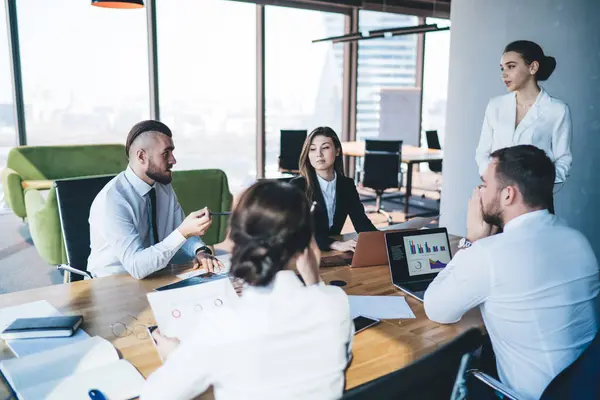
233;0;451;18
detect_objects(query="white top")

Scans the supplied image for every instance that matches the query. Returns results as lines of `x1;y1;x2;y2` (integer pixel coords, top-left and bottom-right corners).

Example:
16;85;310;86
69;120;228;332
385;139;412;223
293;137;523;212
424;210;599;400
140;270;354;400
317;172;337;228
87;166;204;280
476;88;572;183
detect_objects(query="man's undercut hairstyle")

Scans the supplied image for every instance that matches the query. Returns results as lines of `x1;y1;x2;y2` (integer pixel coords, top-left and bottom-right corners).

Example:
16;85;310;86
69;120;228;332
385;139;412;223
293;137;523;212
490;145;555;210
125;120;172;157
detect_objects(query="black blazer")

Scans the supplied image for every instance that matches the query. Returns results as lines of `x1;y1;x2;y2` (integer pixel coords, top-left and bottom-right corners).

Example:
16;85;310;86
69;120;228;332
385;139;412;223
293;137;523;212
290;175;377;250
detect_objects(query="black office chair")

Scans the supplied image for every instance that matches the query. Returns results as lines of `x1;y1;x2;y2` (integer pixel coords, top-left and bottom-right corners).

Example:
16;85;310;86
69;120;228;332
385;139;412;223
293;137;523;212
361;139;402;224
278;129;307;173
425;130;443;173
55;175;115;282
343;328;483;399
470;331;600;400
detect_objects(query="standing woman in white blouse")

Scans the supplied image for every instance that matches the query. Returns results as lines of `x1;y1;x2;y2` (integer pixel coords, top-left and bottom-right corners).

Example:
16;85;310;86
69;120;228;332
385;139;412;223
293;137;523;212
476;40;572;211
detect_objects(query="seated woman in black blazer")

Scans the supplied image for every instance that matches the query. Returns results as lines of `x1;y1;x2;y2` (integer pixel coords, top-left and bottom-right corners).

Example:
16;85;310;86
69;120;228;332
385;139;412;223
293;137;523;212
291;127;377;252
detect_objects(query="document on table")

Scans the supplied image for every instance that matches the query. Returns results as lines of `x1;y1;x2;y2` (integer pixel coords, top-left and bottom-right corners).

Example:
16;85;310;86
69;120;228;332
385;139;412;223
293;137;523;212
349;295;416;319
147;276;239;338
176;253;232;280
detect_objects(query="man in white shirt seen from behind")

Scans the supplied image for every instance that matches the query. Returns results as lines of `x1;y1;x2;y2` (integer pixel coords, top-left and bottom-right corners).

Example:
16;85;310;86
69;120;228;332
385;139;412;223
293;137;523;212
88;120;223;279
424;145;599;400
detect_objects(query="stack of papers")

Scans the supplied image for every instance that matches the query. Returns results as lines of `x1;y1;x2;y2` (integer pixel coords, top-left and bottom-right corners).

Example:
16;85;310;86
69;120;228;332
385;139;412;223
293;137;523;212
349;295;416;319
0;300;89;357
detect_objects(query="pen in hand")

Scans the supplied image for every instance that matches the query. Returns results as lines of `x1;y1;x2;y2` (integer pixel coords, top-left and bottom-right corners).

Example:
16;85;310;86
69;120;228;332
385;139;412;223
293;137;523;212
209;211;232;216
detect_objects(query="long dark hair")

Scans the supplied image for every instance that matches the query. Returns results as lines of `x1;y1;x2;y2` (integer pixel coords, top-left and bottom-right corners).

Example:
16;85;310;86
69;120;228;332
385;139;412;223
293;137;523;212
298;127;345;200
504;40;556;82
229;181;313;286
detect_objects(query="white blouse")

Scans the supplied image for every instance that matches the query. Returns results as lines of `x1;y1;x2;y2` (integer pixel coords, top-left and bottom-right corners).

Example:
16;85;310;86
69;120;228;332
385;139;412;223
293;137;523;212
476;88;572;183
317;172;337;228
140;270;354;400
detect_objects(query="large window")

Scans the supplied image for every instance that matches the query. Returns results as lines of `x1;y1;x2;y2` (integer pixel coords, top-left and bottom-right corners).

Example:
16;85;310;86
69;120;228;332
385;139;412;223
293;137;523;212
17;1;149;146
0;1;17;212
422;18;451;147
265;7;344;176
157;0;256;192
357;11;419;141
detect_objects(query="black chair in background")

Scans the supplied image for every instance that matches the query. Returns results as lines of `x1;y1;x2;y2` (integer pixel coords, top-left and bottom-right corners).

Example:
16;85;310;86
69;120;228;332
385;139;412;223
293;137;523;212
343;328;483;399
56;175;115;282
470;331;600;400
426;130;443;173
423;130;443;202
278;129;307;173
361;139;402;224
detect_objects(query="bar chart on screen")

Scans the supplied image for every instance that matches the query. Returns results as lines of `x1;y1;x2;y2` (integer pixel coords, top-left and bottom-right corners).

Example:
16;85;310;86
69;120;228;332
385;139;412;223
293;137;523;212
403;232;452;277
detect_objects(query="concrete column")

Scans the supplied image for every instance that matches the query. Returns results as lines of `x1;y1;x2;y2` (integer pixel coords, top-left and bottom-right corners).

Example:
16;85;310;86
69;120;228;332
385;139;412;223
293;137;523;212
440;0;600;257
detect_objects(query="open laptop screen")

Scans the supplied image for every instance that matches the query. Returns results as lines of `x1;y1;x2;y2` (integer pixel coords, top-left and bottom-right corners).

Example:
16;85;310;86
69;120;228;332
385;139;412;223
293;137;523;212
385;228;452;283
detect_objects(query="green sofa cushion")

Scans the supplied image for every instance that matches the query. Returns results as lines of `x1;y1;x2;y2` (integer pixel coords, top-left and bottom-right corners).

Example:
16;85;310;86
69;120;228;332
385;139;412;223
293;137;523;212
7;144;128;180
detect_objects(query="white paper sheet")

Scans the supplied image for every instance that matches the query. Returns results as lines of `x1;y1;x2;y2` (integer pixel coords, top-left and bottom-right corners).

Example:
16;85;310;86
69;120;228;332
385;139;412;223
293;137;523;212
0;300;90;357
147;276;239;338
349;295;416;319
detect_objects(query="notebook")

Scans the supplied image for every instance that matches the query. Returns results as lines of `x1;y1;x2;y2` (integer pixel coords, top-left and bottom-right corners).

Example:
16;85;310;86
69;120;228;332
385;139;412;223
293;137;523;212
0;300;90;358
1;315;83;340
0;336;145;400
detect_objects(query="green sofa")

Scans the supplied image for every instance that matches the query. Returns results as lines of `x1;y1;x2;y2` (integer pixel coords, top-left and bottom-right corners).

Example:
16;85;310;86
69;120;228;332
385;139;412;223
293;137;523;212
1;144;128;219
23;165;232;266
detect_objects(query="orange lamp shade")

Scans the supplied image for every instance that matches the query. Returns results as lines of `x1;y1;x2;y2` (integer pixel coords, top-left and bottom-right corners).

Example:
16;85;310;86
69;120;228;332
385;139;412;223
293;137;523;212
91;0;144;8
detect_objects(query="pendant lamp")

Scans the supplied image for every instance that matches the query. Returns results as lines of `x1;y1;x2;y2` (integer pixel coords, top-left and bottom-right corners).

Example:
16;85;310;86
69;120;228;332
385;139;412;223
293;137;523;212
91;0;144;9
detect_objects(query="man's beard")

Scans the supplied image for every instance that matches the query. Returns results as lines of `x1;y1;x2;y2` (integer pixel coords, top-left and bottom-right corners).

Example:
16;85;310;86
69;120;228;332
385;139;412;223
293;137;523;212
146;161;172;184
482;204;504;228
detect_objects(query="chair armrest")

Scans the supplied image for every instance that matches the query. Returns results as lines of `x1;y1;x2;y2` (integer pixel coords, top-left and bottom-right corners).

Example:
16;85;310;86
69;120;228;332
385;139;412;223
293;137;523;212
57;264;93;280
468;370;522;400
1;167;25;218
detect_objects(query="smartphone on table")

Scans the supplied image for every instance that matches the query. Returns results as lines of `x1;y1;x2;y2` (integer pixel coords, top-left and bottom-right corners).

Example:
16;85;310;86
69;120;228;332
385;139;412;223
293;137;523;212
353;315;380;334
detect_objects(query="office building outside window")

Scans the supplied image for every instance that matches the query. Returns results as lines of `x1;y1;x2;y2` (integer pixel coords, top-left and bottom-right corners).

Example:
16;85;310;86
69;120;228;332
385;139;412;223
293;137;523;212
356;11;419;141
265;7;344;177
157;0;256;192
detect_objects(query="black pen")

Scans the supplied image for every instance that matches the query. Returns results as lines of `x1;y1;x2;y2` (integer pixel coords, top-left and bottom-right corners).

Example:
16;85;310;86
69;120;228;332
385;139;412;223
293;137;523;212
209;211;232;216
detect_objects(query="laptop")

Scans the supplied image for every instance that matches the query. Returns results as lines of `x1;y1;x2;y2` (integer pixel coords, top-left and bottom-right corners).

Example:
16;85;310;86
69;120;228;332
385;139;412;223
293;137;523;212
320;228;411;268
384;228;452;301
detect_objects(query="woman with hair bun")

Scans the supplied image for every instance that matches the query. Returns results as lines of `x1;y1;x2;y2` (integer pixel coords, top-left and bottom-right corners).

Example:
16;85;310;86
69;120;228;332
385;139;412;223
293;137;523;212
476;40;572;201
140;180;354;400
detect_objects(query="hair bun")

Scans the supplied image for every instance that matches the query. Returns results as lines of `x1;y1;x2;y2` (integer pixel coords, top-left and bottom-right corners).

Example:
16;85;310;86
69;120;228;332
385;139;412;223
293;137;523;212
537;56;556;81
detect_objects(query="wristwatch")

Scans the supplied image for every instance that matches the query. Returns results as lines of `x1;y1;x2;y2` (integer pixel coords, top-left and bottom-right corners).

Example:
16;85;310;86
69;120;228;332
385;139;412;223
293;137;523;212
195;246;213;256
458;238;473;250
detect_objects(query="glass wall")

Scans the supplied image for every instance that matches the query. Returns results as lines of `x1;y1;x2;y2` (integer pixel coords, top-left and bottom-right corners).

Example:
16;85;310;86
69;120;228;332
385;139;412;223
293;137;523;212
265;6;344;176
0;0;17;212
157;0;256;192
422;17;451;148
16;0;149;146
356;11;419;141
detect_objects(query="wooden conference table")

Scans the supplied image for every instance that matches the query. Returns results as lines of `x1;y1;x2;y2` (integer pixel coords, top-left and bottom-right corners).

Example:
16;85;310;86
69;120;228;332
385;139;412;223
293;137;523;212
342;141;443;217
0;233;482;398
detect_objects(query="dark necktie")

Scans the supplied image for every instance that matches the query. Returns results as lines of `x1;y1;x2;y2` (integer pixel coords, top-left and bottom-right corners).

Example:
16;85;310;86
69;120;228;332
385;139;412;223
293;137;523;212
148;188;159;245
